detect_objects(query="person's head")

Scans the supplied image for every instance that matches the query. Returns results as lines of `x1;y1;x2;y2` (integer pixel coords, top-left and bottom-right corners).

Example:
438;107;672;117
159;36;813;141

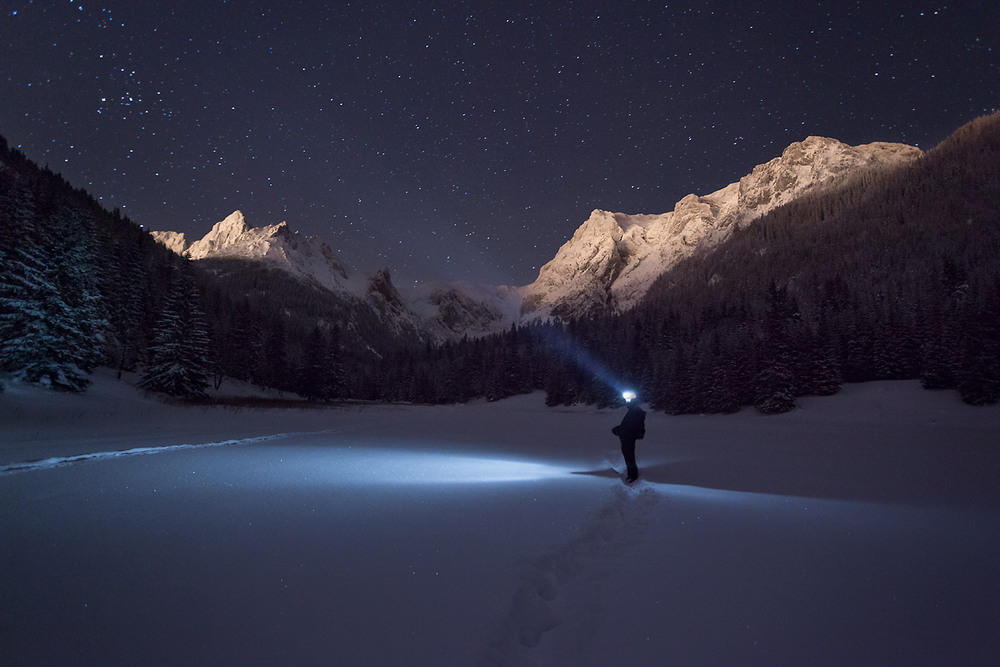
625;392;642;408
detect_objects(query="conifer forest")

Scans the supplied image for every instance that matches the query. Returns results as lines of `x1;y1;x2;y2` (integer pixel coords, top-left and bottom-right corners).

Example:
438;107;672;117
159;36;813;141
2;113;999;413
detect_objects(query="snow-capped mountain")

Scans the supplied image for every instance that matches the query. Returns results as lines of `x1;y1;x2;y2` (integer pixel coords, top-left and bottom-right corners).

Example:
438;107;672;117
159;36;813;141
410;281;523;339
152;136;923;340
151;211;516;342
520;136;923;320
151;210;360;294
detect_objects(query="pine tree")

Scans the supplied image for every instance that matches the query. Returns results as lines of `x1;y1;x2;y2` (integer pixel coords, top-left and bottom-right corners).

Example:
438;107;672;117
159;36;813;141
219;299;258;383
701;346;743;414
0;248;4;392
800;336;842;396
657;344;695;414
957;291;1000;405
298;325;346;401
325;324;347;399
49;206;106;375
753;360;796;414
140;265;211;398
262;315;289;391
753;282;799;414
0;187;105;390
101;231;150;378
543;358;574;406
0;181;48;379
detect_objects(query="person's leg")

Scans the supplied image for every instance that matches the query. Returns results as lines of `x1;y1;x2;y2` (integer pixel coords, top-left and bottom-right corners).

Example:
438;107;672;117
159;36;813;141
620;437;638;481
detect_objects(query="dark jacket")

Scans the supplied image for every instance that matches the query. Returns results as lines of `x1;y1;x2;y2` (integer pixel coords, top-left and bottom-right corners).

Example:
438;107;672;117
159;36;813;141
613;404;646;440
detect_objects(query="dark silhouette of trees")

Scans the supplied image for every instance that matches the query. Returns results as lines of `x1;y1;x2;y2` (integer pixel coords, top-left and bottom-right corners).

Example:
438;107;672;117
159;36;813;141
0;135;416;401
140;264;210;398
395;111;1000;413
2;110;998;409
0;169;106;391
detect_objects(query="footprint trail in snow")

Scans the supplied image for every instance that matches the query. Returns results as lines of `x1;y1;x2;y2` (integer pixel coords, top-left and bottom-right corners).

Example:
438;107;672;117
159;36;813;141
0;431;332;475
481;480;661;665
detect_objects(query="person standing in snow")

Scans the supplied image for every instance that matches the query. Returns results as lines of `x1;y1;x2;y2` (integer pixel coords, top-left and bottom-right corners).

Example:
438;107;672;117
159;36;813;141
612;394;646;483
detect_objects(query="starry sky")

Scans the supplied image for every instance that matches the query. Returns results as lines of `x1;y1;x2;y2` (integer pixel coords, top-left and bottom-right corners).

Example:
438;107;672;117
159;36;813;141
2;1;998;286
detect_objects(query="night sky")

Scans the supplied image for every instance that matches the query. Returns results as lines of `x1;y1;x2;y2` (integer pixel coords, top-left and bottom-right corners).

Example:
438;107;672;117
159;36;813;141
2;1;997;286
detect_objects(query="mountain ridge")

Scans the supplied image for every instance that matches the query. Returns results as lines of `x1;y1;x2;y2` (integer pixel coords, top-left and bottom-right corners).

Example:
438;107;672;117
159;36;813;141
4;111;997;405
152;210;521;342
520;136;922;320
151;135;923;338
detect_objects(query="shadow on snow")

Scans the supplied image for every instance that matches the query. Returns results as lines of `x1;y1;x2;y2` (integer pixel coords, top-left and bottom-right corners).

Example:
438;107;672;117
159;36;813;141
573;456;1000;511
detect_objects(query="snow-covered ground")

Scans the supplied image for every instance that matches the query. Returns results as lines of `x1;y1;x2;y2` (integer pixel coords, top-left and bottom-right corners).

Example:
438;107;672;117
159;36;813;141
2;371;999;666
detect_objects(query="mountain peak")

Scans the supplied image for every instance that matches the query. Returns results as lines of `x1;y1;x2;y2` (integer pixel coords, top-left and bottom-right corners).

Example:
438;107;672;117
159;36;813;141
521;135;922;320
152;210;352;290
219;209;249;231
188;210;251;256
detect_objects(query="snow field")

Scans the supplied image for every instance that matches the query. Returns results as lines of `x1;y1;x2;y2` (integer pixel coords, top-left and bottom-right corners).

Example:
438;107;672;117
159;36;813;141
2;373;999;665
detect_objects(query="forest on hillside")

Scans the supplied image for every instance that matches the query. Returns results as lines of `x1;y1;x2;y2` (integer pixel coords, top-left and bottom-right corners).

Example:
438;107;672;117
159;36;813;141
376;112;1000;412
2;112;999;412
0;136;406;400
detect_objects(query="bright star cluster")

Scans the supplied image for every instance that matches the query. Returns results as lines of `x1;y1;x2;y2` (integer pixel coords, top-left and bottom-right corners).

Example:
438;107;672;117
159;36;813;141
1;1;997;285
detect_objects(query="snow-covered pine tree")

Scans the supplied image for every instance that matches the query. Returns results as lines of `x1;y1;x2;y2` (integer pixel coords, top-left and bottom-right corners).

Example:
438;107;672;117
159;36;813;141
140;264;210;398
0;183;105;390
0;181;47;373
48;206;107;376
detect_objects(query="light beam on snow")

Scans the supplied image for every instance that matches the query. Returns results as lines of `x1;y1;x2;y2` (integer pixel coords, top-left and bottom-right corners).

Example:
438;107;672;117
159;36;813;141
0;438;570;486
324;449;568;485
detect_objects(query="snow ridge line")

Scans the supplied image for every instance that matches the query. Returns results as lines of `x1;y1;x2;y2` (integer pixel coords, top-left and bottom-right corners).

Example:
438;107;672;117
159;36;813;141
480;482;661;666
0;431;333;476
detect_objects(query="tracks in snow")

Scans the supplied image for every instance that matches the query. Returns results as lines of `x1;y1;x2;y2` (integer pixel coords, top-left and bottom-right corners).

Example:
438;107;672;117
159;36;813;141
481;481;661;665
0;431;333;476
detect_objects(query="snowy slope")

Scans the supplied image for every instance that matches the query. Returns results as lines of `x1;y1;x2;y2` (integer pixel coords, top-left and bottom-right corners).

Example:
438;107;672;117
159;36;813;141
521;137;923;319
152;210;364;295
1;373;998;665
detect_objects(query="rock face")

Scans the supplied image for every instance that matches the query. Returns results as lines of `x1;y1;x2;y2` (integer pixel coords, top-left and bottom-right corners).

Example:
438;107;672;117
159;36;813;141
520;137;923;320
365;266;423;336
149;230;188;256
152;210;353;293
411;282;523;339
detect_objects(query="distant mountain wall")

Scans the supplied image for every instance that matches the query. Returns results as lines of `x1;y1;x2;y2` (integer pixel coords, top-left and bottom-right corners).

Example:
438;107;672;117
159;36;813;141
520;136;922;321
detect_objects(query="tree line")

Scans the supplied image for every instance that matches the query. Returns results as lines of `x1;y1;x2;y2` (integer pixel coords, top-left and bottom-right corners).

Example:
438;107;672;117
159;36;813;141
2;111;999;411
0;136;392;400
372;112;1000;411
